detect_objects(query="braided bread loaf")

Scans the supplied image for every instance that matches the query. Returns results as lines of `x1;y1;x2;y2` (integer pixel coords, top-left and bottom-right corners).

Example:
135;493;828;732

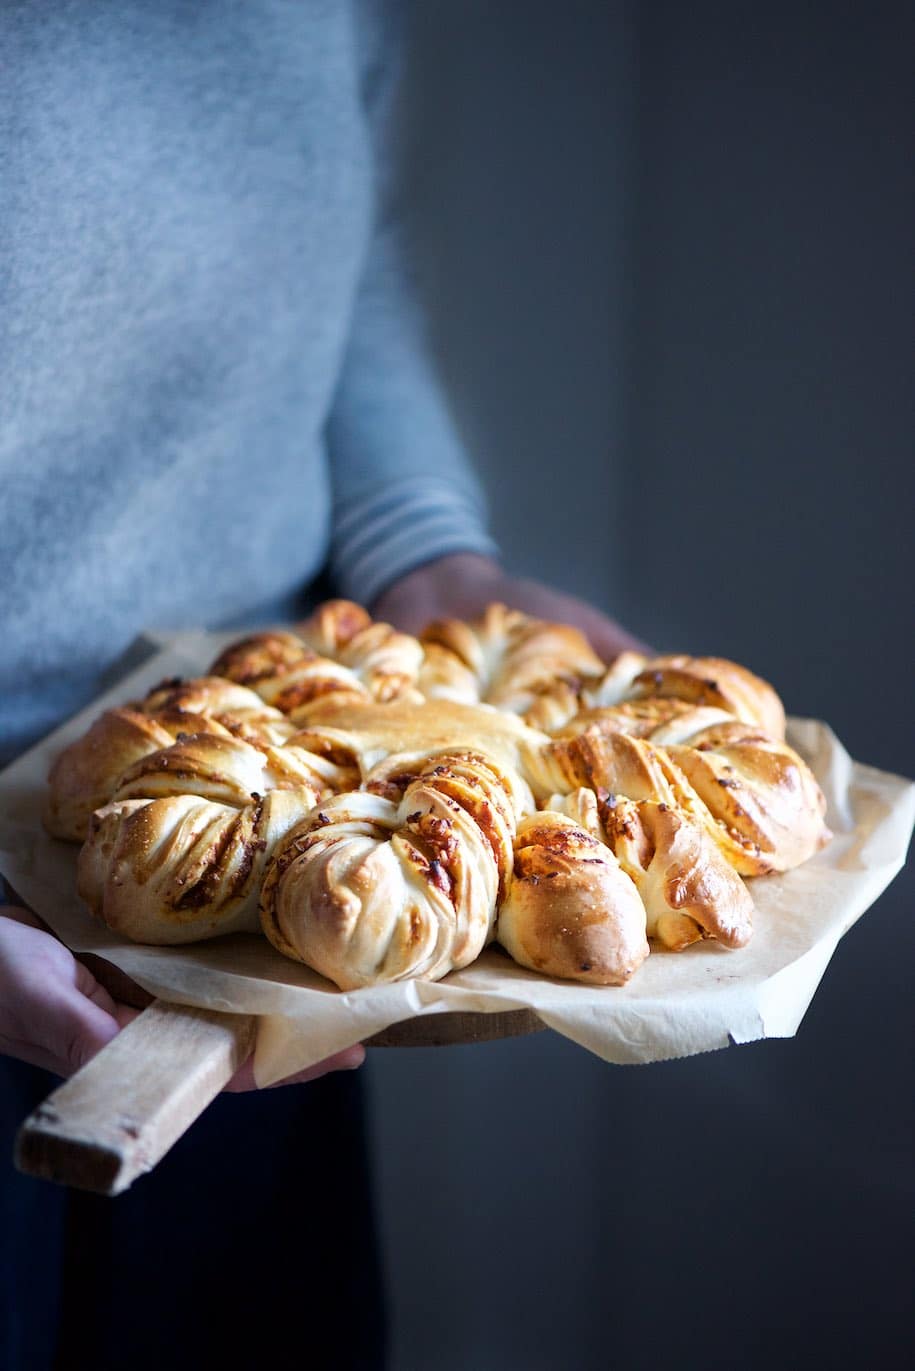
47;600;831;993
75;729;358;943
521;709;827;876
417;602;606;722
209;599;424;717
44;677;294;841
78;790;315;945
260;749;532;988
45;600;420;840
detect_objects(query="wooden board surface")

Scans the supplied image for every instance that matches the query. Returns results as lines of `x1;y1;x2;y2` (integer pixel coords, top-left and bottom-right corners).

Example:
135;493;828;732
84;950;546;1048
367;1008;544;1047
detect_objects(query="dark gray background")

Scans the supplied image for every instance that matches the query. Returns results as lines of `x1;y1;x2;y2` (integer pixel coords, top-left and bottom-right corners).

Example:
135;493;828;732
365;4;914;1369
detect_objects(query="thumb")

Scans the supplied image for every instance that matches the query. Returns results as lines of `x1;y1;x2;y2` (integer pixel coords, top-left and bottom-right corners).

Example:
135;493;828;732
2;970;122;1079
1;906;131;1077
35;979;123;1077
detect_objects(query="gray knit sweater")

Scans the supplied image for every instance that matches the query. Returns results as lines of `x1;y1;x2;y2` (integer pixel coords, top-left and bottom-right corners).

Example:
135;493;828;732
0;0;496;763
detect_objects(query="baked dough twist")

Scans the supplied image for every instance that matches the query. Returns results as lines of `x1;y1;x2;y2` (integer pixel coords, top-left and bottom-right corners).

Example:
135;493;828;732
209;599;424;718
259;749;532;988
541;788;754;950
418;603;606;722
522;711;828;876
79;790;317;944
44;677;294;841
75;729;356;943
259;686;826;983
498;806;650;985
109;730;357;808
549;651;786;738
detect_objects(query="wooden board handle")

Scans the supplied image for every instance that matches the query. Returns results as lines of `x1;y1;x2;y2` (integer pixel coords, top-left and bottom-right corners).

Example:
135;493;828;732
13;995;546;1195
14;1000;255;1195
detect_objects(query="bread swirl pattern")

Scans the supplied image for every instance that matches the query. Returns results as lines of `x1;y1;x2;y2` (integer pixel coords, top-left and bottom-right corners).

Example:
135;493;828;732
209;599;424;718
79;789;317;944
544;788;754;950
113;730;358;806
259;750;531;988
75;728;363;942
419;602;605;722
522;715;828;876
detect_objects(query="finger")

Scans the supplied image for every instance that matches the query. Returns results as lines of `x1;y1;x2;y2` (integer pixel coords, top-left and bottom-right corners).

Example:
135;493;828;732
0;1035;86;1078
224;1043;365;1093
46;996;140;1075
44;986;123;1076
265;1043;366;1088
114;1004;142;1030
73;959;121;1019
587;623;656;662
0;903;47;931
1;910;136;1077
10;968;122;1078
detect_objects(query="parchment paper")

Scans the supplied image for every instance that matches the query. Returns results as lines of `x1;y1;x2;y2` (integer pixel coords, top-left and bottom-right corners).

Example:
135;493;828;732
1;630;912;1086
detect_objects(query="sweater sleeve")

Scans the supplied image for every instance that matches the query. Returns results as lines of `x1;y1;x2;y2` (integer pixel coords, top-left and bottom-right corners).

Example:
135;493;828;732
324;2;499;605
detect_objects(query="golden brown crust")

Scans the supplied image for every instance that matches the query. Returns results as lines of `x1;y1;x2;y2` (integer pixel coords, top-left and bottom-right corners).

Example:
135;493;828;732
209;632;315;687
210;602;425;713
295;599;374;655
414;640;481;705
140;675;282;720
291;697;546;781
596;793;754;949
549;698;730;742
626;656;786;739
498;810;649;985
44;708;180;842
79;789;317;944
297;599;425;702
255;659;372;715
44;677;291;842
419;603;605;721
72;718;362;943
531;723;828;877
545;788;753;950
110;730;348;810
664;722;830;872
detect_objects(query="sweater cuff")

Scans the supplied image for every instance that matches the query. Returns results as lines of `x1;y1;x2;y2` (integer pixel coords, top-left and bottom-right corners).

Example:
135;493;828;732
330;475;500;605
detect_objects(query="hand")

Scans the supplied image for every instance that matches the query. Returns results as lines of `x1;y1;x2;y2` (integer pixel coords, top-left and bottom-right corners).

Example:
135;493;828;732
372;552;653;661
0;904;137;1077
0;906;363;1087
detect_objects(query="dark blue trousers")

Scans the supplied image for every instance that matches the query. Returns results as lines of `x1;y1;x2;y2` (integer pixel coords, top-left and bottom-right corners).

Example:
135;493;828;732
1;1059;386;1370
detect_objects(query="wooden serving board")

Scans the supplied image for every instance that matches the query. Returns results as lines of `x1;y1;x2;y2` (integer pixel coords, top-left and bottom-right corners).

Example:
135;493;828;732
78;952;545;1049
367;1008;543;1048
15;972;544;1195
